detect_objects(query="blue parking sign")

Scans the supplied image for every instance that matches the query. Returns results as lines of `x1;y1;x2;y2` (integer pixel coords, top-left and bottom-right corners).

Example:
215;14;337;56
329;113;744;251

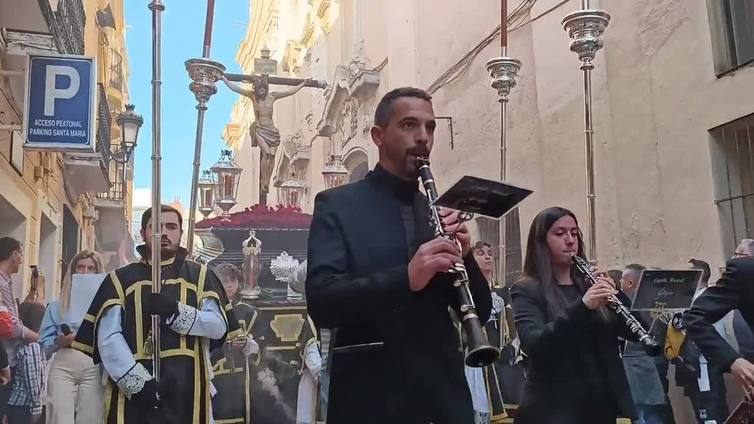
23;54;96;151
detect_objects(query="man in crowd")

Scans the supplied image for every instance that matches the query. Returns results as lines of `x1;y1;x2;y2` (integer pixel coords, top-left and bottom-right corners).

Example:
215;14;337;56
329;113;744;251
683;246;754;402
0;238;38;419
620;263;668;424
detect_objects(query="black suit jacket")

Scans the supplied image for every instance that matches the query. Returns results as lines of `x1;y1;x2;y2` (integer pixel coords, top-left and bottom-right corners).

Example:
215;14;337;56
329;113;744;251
683;256;754;370
305;166;492;424
510;278;637;423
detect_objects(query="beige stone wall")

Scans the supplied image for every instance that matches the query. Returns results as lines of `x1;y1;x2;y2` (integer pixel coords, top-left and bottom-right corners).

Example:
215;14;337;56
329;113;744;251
0;0;133;300
228;0;754;273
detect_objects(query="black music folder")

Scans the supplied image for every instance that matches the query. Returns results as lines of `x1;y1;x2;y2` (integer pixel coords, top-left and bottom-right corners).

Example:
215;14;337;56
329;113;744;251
433;176;533;219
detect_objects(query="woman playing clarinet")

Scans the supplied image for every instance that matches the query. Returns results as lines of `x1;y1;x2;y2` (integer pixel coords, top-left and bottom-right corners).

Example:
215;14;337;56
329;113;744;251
510;207;637;423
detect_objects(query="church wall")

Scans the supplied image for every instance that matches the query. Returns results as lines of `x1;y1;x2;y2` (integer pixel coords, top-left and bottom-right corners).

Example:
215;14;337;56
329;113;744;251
229;0;754;276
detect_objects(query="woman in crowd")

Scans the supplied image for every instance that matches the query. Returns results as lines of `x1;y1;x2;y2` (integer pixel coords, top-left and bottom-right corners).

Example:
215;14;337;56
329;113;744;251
39;250;105;424
471;241;525;422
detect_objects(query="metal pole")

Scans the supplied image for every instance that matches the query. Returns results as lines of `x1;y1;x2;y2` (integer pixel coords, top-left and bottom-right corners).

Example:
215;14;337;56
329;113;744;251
581;0;596;261
186;0;217;256
582;64;597;262
484;0;522;286
202;0;215;58
498;0;508;287
499;83;508;286
562;6;609;263
186;105;207;256
148;0;164;382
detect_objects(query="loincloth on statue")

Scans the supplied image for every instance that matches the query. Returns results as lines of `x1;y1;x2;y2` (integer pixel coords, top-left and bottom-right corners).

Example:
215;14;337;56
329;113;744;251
250;122;280;149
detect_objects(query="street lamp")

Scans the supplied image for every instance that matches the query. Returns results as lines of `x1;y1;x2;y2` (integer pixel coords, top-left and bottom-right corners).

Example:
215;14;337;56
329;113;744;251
321;154;349;189
279;171;305;208
210;150;242;222
111;104;144;164
197;169;216;218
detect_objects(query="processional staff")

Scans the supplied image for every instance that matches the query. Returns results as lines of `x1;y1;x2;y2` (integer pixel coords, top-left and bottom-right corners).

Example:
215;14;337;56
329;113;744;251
485;0;521;285
148;0;165;381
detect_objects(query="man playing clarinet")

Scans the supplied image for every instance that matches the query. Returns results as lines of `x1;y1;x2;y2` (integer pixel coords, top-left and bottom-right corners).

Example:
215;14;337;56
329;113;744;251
306;87;492;423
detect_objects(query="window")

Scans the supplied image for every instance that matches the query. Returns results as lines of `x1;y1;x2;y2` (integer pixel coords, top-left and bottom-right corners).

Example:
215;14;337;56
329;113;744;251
475;208;523;287
710;114;754;254
707;0;754;75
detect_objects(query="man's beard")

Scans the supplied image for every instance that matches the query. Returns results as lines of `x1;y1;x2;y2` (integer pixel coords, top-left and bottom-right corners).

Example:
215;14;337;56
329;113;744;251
145;240;178;259
160;244;178;258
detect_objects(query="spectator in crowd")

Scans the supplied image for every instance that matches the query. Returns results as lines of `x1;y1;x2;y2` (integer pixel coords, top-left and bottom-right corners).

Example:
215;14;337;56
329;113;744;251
0;238;39;420
7;302;46;423
39;250;105;424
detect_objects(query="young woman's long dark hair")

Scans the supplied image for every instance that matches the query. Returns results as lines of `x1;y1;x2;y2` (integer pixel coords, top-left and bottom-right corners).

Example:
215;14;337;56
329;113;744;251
521;207;588;318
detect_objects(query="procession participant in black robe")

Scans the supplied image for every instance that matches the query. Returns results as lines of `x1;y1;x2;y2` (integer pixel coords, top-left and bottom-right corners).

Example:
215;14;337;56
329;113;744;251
210;263;259;423
73;205;239;424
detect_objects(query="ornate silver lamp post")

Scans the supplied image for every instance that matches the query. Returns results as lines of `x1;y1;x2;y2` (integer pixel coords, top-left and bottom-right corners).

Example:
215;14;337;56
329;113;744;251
185;58;225;253
561;0;610;262
111;104;144;164
210;150;242;222
484;0;521;285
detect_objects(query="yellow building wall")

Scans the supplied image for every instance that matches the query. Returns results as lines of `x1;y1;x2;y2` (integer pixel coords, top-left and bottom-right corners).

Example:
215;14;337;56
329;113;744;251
0;0;131;301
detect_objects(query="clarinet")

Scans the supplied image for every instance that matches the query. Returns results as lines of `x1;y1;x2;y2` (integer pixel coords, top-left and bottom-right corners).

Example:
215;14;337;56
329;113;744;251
416;157;500;367
572;255;661;353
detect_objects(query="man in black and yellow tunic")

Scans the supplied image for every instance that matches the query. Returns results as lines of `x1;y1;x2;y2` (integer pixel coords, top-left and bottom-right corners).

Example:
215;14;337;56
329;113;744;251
210;263;259;423
73;205;240;424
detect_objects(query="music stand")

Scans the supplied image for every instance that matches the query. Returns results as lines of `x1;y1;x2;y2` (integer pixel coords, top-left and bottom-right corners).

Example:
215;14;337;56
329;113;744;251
433;175;533;218
631;269;701;338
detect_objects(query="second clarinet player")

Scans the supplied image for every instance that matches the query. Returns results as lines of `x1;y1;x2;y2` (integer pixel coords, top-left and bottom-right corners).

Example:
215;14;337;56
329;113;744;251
510;207;638;423
306;87;492;423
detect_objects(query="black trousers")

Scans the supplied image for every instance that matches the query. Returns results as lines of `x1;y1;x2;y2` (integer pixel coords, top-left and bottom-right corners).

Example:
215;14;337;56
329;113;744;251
6;405;31;424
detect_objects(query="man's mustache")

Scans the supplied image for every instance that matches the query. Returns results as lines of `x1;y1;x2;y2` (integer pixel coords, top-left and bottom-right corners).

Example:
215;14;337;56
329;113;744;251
407;147;430;157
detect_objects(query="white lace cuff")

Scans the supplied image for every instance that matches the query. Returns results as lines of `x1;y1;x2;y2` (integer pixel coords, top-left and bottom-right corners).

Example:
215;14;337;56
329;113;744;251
116;362;153;399
242;337;259;356
168;302;197;335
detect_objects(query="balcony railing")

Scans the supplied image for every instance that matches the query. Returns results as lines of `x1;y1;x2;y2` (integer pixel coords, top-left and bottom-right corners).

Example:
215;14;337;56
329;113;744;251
96;159;125;202
96;84;112;170
39;0;85;54
109;48;124;91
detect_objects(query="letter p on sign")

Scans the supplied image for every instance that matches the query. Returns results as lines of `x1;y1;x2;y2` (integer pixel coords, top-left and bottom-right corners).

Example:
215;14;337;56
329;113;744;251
44;65;80;116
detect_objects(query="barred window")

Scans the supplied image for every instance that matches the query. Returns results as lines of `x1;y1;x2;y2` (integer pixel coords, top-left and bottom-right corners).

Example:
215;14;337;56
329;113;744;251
710;113;754;254
707;0;754;76
475;208;523;287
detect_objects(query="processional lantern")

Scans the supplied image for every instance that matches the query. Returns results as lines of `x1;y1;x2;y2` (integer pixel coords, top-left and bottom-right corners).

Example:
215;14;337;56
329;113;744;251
321;154;349;189
279;171;306;208
210;149;242;222
197;170;216;218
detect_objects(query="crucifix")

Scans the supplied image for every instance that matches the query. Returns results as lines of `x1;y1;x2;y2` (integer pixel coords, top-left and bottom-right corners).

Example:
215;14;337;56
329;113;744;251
222;47;327;205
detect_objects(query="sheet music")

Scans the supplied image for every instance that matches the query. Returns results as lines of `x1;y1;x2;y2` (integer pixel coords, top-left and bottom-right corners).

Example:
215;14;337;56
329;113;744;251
65;273;106;326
